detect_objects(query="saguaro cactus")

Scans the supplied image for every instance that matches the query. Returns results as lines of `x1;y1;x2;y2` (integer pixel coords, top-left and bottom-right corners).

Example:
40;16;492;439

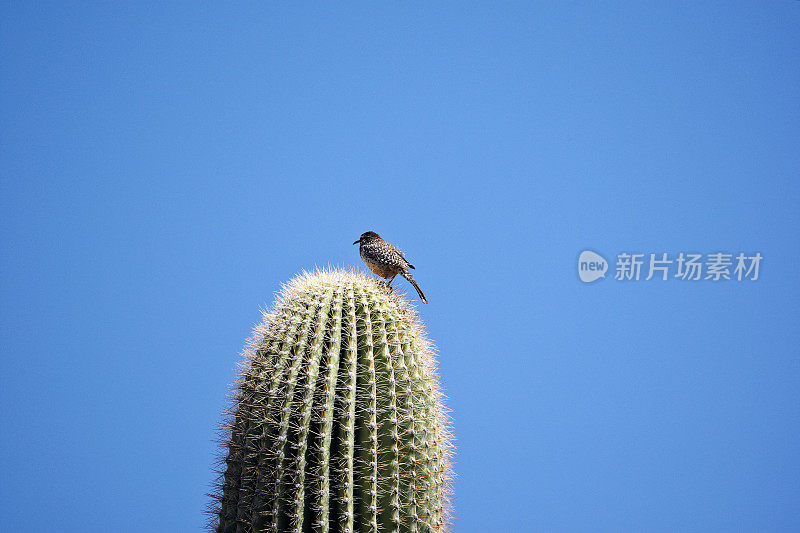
210;269;452;533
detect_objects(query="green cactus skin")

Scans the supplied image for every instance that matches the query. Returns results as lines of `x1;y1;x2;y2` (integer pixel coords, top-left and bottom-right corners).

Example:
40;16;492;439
210;269;452;533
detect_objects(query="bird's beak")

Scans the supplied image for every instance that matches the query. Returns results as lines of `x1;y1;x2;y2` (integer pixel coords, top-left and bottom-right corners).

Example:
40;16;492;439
353;240;360;245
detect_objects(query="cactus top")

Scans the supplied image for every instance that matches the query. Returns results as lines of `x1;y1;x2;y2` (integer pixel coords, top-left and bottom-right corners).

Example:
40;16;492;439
211;268;453;533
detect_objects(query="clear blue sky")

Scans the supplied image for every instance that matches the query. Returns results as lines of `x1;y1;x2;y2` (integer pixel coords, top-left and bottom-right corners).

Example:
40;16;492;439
1;3;798;532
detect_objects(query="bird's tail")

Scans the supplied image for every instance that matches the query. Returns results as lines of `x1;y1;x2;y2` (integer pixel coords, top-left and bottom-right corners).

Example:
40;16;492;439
402;273;428;304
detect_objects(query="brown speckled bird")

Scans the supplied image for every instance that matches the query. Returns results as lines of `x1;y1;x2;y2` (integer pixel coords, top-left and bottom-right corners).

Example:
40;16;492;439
353;231;428;303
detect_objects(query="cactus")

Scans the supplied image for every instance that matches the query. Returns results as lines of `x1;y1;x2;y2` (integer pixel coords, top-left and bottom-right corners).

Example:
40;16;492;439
210;269;452;533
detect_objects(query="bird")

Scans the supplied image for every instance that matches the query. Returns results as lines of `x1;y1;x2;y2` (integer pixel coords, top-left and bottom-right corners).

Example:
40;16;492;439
353;231;428;303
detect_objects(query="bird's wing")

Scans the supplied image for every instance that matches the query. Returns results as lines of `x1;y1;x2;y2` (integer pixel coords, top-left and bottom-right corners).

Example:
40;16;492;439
390;243;415;269
386;243;414;268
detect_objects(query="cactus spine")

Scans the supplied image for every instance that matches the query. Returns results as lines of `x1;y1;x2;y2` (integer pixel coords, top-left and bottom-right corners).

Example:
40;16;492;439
211;269;452;533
